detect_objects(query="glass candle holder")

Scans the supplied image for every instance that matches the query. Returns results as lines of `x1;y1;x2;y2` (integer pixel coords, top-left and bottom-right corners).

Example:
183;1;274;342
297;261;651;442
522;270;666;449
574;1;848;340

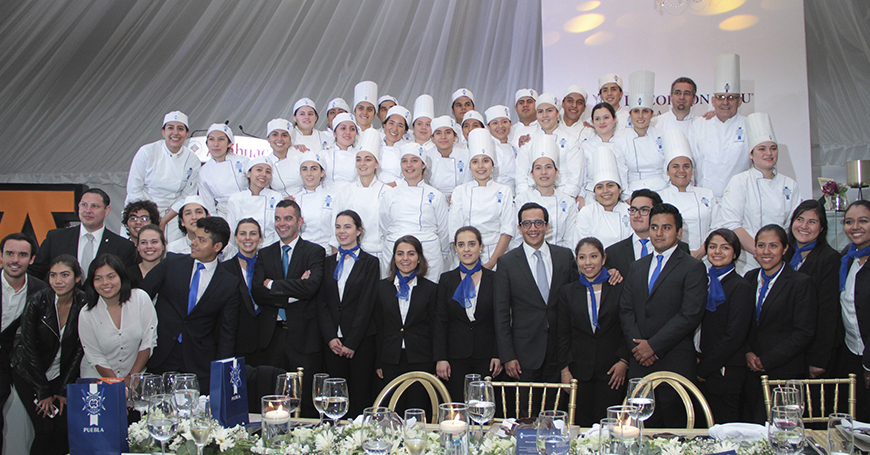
599;418;619;455
606;405;641;455
261;395;292;443
439;402;469;455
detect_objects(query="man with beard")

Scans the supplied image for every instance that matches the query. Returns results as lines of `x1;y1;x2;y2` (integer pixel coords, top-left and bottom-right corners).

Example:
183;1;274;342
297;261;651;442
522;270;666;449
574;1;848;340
652;77;697;135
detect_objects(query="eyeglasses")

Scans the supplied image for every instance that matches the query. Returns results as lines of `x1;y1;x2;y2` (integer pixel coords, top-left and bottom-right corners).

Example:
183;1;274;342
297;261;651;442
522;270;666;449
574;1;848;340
127;215;150;223
713;94;740;101
628;207;651;215
520;220;547;229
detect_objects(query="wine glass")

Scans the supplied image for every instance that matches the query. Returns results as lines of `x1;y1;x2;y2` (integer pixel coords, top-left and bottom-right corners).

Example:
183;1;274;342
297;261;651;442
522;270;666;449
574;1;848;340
769;405;805;455
404;408;427;455
786;380;806;415
827;413;854;455
147;394;179;455
772;386;801;415
626;378;655;438
466;380;495;444
276;372;302;420
132;373;162;416
162;371;179;393
536;410;570;455
172;373;200;419
464;373;481;402
312;373;329;425
322;378;349;426
189;398;211;455
363;406;397;455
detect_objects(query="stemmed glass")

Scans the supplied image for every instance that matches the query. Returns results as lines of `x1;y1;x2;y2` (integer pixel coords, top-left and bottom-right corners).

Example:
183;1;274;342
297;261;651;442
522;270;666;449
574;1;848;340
464;373;481;402
312;373;329;425
189;397;211;455
769;405;805;455
772;386;801;415
626;378;655;439
131;373;162;416
786;380;806;415
276;372;302;422
403;408;427;455
322;378;349;426
466;380;495;444
172;373;200;420
163;371;179;393
147;394;179;455
362;406;397;455
536;410;570;455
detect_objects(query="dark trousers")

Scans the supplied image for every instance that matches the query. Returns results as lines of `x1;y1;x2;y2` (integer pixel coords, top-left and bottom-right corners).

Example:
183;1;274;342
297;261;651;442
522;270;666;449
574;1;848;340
256;322;323;418
508;337;562;420
0;360;11;452
380;351;434;420
323;336;376;419
442;356;493;404
569;368;626;427
836;349;870;422
12;373;68;455
149;342;210;393
699;366;745;424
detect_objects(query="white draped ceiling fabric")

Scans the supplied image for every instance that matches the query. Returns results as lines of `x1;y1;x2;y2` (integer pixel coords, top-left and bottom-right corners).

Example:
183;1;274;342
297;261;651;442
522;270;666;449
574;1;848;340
0;0;542;229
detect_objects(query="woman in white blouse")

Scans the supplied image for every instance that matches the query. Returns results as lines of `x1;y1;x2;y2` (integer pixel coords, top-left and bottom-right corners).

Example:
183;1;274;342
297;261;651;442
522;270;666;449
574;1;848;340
80;254;157;379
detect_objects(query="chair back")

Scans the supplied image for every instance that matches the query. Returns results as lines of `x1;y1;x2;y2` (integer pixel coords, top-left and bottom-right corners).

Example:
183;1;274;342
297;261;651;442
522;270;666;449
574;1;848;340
761;374;857;423
630;371;715;429
484;377;578;425
374;371;453;417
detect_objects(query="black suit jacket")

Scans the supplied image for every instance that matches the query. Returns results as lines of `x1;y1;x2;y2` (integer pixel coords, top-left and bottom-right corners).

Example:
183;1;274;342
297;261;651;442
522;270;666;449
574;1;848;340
0;274;47;363
557;280;629;382
317;251;379;351
220;258;260;356
697;271;754;379
374;276;438;365
433;268;498;361
251;238;324;353
840;253;870;370
140;253;240;380
745;265;817;379
31;226;136;279
605;236;689;278
494;243;578;370
619;246;707;378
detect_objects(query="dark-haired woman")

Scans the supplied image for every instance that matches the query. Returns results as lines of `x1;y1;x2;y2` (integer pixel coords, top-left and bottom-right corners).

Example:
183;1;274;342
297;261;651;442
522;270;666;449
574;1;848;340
557;237;627;426
79;254;157;379
13;254;85;455
743;225;817;423
696;229;753;424
784;200;840;379
318;210;379;418
128;224;166;286
435;227;502;402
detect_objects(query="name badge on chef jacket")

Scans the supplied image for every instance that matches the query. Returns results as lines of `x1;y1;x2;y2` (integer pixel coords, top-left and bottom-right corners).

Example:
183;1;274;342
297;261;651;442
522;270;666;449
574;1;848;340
457;160;465;173
656;136;663;151
268;197;277;209
185;167;193;181
427;192;435;204
701;197;710;207
324;195;333;208
235;161;244;174
559;138;566;148
783;187;793;200
560;200;568;213
735;126;744;142
622;214;630;228
497;192;504;203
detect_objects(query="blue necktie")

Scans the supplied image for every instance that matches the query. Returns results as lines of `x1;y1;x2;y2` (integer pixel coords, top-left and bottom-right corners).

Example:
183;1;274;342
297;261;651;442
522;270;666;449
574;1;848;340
453;259;482;309
639;238;650;258
579;269;610;329
181;262;205;342
756;266;780;323
280;245;291;321
534;250;550;303
788;240;815;270
648;254;663;294
237;253;259;314
840;243;870;291
334;245;360;280
706;264;734;312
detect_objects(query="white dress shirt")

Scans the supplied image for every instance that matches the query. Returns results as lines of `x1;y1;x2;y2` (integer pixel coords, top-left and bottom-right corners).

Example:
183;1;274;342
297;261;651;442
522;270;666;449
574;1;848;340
841;259;866;357
754;263;785;314
191;258;218;305
335;252;356;338
78;224;105;276
1;273;28;332
393;275;418;349
648;243;679;285
522;241;553;295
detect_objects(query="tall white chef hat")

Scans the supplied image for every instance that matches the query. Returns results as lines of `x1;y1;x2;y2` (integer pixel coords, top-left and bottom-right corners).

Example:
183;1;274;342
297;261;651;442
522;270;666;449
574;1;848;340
564;85;588;102
207;123;234;143
536;93;561;110
485;105;511;124
592;147;622;188
467;128;496;162
400;142;427;159
461;110;486;127
530;134;559;170
746;112;777;152
299;151;327;170
515;88;539;104
628;70;655;110
267;118;292;136
163;111;189;128
413;94;435;123
377;95;398;107
357;128;382;162
293;98;316;115
327;98;350;113
386;105;412;127
330;112;358;131
431;115;459;137
662;129;693;168
598;74;624;91
452;88;475;104
246;154;272;172
353;81;378;109
714;53;741;94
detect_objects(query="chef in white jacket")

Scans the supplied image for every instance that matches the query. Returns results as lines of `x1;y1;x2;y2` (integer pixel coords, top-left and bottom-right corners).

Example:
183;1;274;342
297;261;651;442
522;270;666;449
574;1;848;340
334;129;392;277
353;80;380;134
379;142;450;281
166;195;209;254
572;147;631;249
613;70;668;194
293;152;339;254
512;134;577;249
321;113;359;191
561;85;594;140
426;116;471;199
410;94;435;150
689;54;750;199
714;112;801;274
265;118;305;198
325;97;350;135
291;98;333;152
651;77;697;135
198;123;248;218
658;129;718;257
126;110;200;242
598;73;632;138
226;155;282;247
449;128;515;269
485;105;517;191
508;88;538;148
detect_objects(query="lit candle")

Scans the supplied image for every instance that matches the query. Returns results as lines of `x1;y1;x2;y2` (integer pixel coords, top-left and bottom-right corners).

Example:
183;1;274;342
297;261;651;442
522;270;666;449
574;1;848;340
263;408;291;424
440;416;467;434
611;425;639;439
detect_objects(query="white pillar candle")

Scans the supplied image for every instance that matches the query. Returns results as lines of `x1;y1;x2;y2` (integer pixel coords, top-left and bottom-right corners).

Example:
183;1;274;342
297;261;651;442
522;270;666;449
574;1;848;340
439;418;467;434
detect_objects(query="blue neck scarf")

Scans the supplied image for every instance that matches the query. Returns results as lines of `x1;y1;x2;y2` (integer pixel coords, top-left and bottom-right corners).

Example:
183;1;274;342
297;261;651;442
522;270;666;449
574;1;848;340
788;240;816;270
237;252;259;313
452;260;482;309
334;244;360;280
756;264;782;323
578;269;610;328
706;264;734;312
396;269;417;300
840;243;870;291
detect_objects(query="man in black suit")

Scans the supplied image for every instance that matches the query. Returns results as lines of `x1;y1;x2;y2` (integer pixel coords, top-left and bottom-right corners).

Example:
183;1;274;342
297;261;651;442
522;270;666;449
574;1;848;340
140;217;240;391
494;202;578;385
605;189;661;277
31;188;136;279
0;233;47;450
252;199;324;417
619;203;706;426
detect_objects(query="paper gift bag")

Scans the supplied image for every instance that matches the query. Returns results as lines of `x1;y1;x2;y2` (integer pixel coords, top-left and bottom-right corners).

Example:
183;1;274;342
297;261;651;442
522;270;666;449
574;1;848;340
67;378;129;455
210;357;249;427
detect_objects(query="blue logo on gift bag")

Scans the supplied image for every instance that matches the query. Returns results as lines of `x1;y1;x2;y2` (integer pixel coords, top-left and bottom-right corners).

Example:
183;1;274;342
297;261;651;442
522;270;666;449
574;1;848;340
428;192;435;203
783;187;792;200
81;387;106;426
701;197;710;207
230;362;243;395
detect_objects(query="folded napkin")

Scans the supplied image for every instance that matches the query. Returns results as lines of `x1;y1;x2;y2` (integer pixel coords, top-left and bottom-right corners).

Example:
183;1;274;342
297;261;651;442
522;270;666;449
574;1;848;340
582;424;601;438
708;423;768;442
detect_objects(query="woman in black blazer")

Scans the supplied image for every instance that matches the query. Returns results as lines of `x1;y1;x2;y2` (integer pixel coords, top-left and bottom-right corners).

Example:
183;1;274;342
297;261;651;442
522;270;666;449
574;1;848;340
743;224;817;423
557;237;628;426
126;224;166;287
317;210;380;418
434;226;502;402
697;229;753;424
13;254;86;455
374;235;438;414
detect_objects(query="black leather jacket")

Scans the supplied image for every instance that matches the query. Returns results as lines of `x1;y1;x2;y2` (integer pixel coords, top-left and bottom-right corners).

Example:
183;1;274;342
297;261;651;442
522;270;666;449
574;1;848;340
12;288;85;400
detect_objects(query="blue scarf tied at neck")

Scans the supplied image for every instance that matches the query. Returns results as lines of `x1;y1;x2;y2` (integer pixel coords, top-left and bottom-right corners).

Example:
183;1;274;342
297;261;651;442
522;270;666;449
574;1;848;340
452;260;482;309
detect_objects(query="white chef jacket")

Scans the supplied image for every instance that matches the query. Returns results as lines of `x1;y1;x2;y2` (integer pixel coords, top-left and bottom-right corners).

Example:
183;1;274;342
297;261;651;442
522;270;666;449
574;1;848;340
378;179;450;281
333;177;392;277
508;121;538;148
512;187;577;250
448;179;515;264
266;151;305;197
166;235;191;255
293;127;333;152
294;185;339;254
493;141;517;192
515;125;583;197
579;138;618;201
321;145;359;192
573;201;631;249
651;110;696;136
613;108;632;138
660;183;718;251
125;140;200;215
613;126;668;194
226;188;282;247
426;146;472;198
198;152;249;218
562;121;595;141
689;114;750;199
378;143;404;185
